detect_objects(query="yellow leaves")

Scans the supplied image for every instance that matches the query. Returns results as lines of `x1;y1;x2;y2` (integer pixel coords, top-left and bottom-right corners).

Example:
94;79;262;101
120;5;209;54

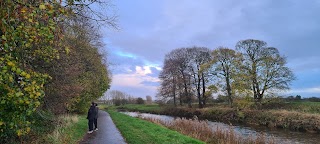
39;4;46;10
65;47;70;55
21;71;27;77
21;7;27;13
26;127;30;132
17;130;22;137
9;76;14;82
0;121;4;126
35;92;41;97
25;74;31;79
35;101;40;107
7;61;14;67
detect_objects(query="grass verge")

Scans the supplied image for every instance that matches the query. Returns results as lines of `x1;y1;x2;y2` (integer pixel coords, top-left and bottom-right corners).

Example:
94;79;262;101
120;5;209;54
107;110;205;144
46;114;87;144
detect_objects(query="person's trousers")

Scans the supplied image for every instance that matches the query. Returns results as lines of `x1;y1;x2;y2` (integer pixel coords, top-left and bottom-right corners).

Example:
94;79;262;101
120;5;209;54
88;119;94;131
94;118;98;129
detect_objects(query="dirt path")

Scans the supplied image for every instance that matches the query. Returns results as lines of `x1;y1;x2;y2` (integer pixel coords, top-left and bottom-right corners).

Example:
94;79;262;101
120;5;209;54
79;110;126;144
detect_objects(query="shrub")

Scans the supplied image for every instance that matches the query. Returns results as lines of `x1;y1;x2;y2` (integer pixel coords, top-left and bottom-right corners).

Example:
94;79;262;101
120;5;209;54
136;97;145;104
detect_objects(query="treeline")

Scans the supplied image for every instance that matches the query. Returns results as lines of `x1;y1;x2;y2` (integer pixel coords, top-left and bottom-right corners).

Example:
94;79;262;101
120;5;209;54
285;95;320;102
0;0;114;142
157;40;295;108
101;90;152;106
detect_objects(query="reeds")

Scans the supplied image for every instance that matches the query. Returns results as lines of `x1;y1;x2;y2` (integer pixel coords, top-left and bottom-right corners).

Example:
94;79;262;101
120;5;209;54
139;115;278;144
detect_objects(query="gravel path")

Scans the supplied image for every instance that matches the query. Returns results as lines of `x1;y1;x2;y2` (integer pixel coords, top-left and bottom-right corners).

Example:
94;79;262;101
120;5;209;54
79;110;126;144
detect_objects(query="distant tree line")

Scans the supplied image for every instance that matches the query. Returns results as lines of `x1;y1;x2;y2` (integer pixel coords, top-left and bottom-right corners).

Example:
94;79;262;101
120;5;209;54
157;39;295;108
285;95;320;102
101;90;149;106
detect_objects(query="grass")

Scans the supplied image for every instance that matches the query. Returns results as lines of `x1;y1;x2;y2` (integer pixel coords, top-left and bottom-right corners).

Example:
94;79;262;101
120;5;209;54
286;101;320;113
46;114;87;144
107;110;205;144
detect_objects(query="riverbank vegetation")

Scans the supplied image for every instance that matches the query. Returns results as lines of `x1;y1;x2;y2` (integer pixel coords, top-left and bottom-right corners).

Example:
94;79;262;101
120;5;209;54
107;110;205;144
110;101;320;134
0;1;114;143
141;115;275;144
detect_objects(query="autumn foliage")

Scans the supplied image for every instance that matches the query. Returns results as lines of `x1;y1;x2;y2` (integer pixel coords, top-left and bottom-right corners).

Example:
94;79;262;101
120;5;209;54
0;0;111;142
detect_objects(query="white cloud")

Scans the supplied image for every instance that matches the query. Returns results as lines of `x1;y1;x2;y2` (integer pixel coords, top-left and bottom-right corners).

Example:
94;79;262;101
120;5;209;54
136;66;152;76
289;87;320;94
109;65;160;97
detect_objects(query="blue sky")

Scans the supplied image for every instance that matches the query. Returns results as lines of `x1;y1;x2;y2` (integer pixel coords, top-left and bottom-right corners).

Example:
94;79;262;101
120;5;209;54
102;0;320;98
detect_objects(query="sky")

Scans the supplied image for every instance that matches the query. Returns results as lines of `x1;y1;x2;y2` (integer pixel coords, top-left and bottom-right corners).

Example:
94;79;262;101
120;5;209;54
102;0;320;99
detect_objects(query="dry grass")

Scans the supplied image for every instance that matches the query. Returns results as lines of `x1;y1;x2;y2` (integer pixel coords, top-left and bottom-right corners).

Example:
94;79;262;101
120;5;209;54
139;115;276;144
47;115;79;144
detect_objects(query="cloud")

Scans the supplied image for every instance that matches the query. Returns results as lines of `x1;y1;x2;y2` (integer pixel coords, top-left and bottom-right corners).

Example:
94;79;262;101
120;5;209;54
136;66;152;76
140;81;159;87
290;87;320;94
286;86;320;97
104;0;320;98
110;65;160;97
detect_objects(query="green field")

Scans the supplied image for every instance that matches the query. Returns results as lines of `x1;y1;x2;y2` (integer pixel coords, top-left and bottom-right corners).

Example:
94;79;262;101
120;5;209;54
107;110;205;144
286;101;320;113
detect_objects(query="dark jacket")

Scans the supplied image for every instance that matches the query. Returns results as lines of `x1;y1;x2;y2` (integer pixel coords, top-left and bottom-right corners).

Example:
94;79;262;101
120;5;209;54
87;105;95;120
94;106;99;119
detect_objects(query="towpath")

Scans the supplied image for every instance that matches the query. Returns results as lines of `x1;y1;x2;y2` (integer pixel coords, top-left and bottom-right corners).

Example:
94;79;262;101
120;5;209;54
80;110;126;144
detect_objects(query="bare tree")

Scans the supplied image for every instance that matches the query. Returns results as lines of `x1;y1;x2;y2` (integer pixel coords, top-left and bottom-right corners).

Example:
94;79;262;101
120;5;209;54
187;47;212;108
158;58;179;106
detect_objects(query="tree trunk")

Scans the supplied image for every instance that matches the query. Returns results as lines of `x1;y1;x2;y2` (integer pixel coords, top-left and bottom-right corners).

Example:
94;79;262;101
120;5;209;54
187;75;192;108
201;73;206;107
172;77;176;107
225;73;233;107
197;73;202;108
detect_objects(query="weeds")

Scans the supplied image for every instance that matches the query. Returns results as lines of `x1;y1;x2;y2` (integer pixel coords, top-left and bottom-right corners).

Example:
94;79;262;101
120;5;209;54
46;114;84;144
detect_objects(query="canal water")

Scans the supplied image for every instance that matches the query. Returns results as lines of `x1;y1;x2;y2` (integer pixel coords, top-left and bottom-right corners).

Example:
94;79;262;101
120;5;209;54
121;112;320;144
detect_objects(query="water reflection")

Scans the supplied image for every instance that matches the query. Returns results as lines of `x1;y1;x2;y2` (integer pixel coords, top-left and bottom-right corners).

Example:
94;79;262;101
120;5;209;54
121;112;319;144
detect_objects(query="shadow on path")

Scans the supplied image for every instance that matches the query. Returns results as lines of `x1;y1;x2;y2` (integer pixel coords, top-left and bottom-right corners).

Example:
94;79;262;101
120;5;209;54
80;110;126;144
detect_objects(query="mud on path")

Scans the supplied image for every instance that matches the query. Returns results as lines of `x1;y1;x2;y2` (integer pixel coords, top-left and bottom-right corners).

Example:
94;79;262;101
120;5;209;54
79;110;126;144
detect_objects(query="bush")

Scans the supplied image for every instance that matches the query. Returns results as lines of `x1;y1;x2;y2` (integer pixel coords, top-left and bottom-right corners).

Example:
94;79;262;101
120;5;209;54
136;98;145;104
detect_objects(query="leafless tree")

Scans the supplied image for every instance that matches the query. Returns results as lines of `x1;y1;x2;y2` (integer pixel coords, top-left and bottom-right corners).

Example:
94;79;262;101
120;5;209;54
187;47;212;108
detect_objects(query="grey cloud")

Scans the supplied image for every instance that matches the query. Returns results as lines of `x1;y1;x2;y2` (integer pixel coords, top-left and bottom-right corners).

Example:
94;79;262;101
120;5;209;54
140;81;160;87
147;67;161;77
105;0;320;98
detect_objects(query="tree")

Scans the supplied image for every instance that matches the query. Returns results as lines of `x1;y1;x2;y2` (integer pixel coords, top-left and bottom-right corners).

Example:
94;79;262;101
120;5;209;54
187;47;211;108
207;47;242;107
146;95;152;104
158;58;179;106
158;48;193;107
0;0;115;141
236;39;295;102
136;97;145;104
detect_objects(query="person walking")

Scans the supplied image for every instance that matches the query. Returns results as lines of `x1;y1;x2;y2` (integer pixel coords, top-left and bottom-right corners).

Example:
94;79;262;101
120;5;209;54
87;102;95;134
94;103;99;131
